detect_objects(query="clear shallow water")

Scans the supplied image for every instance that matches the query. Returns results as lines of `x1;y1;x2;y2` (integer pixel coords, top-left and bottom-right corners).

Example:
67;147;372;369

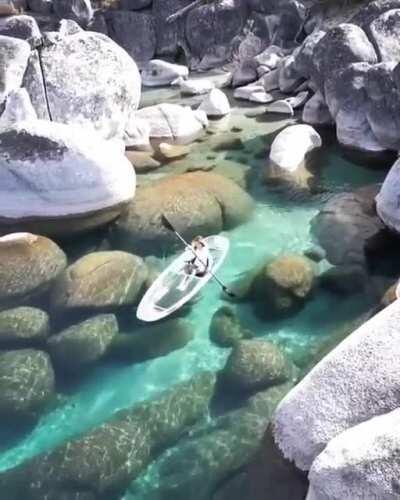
0;86;387;486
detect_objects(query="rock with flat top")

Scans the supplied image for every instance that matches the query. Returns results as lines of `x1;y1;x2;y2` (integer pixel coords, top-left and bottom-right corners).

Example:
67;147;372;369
142;59;189;87
266;100;294;116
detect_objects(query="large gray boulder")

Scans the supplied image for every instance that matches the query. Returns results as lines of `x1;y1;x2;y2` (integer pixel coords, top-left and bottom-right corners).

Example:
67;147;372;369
185;0;245;69
293;30;326;78
152;0;189;57
307;408;400;499
311;185;386;266
51;251;148;311
106;11;156;67
53;0;93;27
0;349;54;421
365;62;400;149
0;233;66;307
0;14;41;41
351;0;400;30
0;372;216;498
376;157;400;234
48;314;118;371
23;29;141;140
0;120;136;237
273;299;400;471
369;8;400;62
0;35;30;105
311;24;377;89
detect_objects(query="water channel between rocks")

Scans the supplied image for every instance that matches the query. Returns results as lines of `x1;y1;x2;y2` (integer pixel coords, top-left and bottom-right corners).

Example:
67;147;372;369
0;81;385;482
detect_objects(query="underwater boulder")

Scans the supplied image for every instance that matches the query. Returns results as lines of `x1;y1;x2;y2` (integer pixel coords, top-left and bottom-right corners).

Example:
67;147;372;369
136;103;208;145
106;10;156;68
23;28;140;139
0;349;54;421
251;254;316;318
0;372;216;499
0;120;136;237
273;300;400;471
109;318;193;363
220;340;295;393
48;314;118;372
313;184;387;266
128;382;292;500
141;59;189;87
52;251;148;312
209;306;254;348
111;171;254;255
307;408;400;499
0;233;66;308
177;76;215;95
319;265;367;295
0;35;30;105
0;307;49;347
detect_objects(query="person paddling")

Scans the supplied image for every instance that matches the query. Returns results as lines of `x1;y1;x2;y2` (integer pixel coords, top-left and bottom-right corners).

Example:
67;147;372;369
178;236;210;290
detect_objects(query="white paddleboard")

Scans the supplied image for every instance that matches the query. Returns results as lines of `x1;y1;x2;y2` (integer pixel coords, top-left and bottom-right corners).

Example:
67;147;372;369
137;235;229;322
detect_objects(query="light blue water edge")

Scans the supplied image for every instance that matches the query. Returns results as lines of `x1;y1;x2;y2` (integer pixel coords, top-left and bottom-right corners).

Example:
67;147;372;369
0;97;387;473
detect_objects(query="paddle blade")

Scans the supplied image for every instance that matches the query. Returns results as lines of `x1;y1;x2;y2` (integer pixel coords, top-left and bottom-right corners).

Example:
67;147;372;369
161;214;175;232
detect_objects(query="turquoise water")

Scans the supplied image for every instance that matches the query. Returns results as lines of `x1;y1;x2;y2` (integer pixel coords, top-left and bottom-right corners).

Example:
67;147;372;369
0;89;387;496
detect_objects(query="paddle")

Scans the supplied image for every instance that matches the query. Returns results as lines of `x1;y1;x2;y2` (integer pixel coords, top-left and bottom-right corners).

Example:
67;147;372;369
161;214;236;298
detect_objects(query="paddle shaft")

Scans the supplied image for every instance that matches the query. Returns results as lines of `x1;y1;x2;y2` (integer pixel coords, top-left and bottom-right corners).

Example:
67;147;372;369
170;229;234;296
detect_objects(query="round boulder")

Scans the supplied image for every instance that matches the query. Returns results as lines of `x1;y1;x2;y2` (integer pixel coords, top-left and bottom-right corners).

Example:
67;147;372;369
220;339;293;392
48;314;118;371
209;306;254;347
198;88;231;117
23;29;141;139
0;120;136;237
0;307;49;346
111;171;254;255
252;255;316;317
52;251;148;312
0;349;55;420
0;233;66;307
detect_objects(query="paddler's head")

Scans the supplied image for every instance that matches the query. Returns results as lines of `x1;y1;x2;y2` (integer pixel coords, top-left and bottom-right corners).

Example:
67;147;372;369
192;235;205;250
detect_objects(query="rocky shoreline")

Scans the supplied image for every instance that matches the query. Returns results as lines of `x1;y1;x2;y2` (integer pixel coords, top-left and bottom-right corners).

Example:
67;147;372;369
0;0;400;498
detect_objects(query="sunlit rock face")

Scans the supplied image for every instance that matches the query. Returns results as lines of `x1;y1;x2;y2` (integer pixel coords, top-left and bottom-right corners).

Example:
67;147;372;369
0;120;136;237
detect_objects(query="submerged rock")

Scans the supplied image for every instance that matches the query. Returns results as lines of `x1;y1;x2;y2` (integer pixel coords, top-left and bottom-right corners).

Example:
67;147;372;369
0;307;49;346
198;88;231;117
0;120;136;237
128;382;292;500
312;184;386;266
106;10;156;67
24;29;141;139
177;77;215;95
0;349;54;421
251;254;316;317
0;35;30;105
0;372;216;498
141;59;189;87
273;300;400;471
52;251;148;312
136;103;207;145
48;314;118;372
110;318;193;363
307;408;400;499
220;339;294;393
158;142;190;160
0;233;66;307
209;306;253;348
112;171;253;255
